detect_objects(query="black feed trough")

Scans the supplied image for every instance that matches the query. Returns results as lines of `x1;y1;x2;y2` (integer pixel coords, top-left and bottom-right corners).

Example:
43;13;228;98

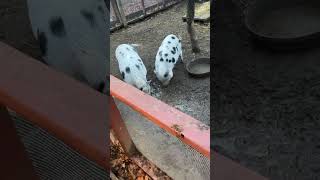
244;0;320;49
186;57;210;78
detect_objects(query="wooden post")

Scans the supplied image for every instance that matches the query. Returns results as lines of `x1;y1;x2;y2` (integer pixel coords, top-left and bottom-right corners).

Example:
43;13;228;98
187;0;201;53
115;0;128;27
0;105;39;180
141;0;146;16
162;0;166;8
111;0;127;27
110;98;139;156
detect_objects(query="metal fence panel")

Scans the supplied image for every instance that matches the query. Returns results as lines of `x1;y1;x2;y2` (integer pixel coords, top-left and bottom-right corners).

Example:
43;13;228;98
110;0;181;30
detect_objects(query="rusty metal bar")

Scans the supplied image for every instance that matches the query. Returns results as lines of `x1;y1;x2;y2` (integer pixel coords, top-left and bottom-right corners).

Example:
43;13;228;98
110;75;210;158
213;151;269;180
0;105;40;180
0;42;108;170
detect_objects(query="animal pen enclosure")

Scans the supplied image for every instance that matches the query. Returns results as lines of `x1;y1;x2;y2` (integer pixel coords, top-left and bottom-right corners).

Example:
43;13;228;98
110;0;183;31
110;0;211;179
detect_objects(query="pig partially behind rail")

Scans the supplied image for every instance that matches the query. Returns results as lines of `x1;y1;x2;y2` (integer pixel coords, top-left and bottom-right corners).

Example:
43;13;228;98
26;0;109;94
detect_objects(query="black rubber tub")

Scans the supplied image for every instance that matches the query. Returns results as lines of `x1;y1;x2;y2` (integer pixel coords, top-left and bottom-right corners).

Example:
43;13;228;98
244;0;320;49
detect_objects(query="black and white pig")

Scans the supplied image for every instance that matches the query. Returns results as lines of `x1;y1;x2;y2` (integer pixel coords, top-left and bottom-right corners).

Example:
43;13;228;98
115;44;151;94
154;34;183;86
26;0;109;94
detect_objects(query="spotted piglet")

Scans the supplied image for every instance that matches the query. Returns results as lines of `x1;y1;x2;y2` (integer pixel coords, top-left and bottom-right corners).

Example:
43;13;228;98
115;44;151;94
154;34;183;86
26;0;109;94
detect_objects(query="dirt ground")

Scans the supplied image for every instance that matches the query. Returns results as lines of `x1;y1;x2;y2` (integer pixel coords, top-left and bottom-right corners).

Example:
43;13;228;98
213;0;320;179
110;1;210;125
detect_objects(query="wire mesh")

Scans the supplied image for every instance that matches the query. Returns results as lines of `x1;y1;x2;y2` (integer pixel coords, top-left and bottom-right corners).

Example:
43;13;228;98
9;110;108;180
114;100;210;180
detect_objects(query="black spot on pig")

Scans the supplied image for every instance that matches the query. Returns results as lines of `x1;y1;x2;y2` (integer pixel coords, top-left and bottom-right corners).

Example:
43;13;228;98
166;59;168;62
49;16;66;37
168;41;171;44
171;36;175;39
138;59;142;62
126;47;130;51
135;64;140;69
37;29;48;57
160;58;164;62
172;58;175;63
80;9;96;27
169;60;171;63
164;72;168;78
121;72;125;79
97;6;104;14
125;67;130;73
165;53;168;57
171;50;175;54
179;39;181;43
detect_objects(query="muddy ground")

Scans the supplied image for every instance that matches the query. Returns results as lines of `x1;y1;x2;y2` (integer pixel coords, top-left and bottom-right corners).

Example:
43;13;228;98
213;0;320;179
110;1;210;125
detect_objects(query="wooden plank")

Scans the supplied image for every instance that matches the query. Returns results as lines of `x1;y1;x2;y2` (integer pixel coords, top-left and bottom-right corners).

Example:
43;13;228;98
115;0;128;27
0;42;108;171
141;0;146;16
110;98;139;156
111;0;125;27
110;75;210;158
0;105;39;180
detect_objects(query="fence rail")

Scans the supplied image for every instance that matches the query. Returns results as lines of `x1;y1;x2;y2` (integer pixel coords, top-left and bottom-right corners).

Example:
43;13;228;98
110;0;183;31
110;75;210;158
0;42;109;175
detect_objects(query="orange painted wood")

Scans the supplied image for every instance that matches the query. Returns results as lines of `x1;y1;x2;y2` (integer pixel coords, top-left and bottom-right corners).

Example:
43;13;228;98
110;75;210;158
0;42;108;170
110;98;138;156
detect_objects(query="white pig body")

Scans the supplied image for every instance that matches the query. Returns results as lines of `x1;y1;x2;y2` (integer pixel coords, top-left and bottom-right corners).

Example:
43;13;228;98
115;44;151;94
154;34;183;86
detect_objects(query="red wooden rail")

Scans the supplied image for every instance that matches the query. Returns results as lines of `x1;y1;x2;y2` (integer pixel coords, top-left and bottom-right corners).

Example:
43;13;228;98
110;75;210;158
0;42;108;173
